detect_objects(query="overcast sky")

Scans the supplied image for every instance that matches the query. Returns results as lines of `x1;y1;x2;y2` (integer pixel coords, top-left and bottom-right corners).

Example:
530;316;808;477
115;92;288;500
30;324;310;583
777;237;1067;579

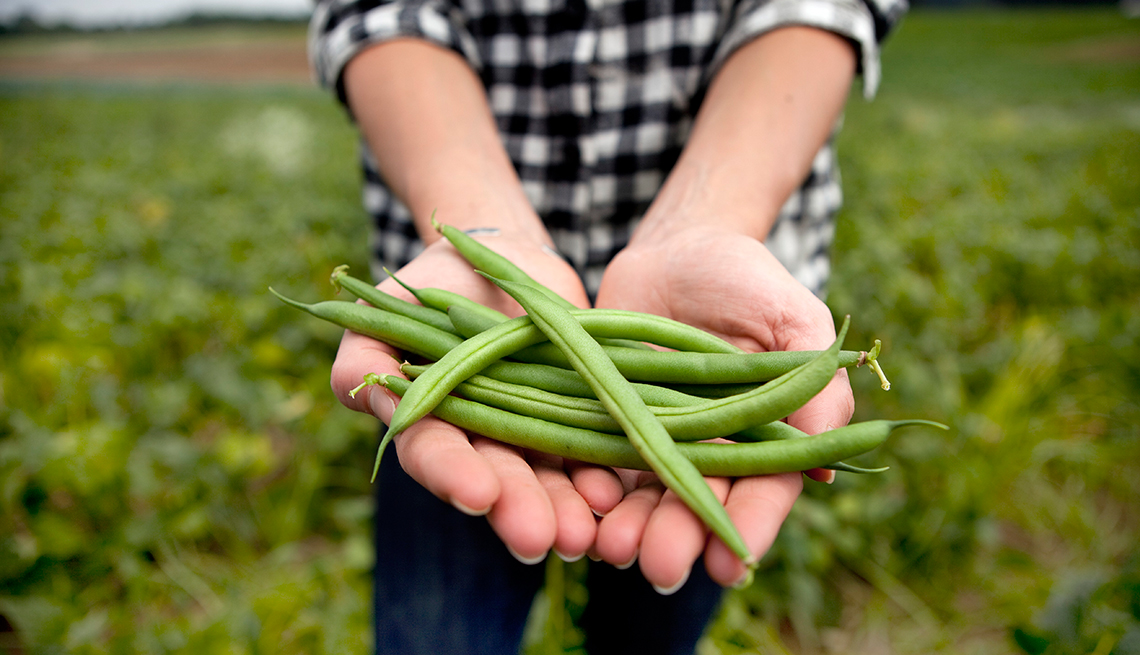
0;0;314;27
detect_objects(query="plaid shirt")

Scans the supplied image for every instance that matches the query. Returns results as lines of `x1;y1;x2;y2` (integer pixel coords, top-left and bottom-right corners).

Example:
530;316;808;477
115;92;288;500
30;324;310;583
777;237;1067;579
309;0;905;297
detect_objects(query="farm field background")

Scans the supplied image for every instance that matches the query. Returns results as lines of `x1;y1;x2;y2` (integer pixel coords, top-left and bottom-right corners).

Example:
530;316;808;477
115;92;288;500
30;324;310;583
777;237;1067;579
1;9;1138;654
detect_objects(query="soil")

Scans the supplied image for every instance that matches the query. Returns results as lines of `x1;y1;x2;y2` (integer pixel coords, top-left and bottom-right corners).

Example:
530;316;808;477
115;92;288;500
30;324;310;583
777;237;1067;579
1051;36;1140;64
0;30;314;85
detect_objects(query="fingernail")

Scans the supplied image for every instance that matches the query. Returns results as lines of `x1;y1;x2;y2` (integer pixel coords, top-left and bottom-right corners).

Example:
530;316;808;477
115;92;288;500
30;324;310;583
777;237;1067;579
451;498;490;517
506;544;547;566
368;387;395;419
732;567;755;590
554;549;584;563
615;553;638;570
822;425;837;484
652;569;690;596
463;227;502;237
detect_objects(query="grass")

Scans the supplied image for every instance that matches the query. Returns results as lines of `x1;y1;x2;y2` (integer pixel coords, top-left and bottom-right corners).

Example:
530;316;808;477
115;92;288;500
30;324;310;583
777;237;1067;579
2;8;1139;654
0;73;379;653
708;8;1140;654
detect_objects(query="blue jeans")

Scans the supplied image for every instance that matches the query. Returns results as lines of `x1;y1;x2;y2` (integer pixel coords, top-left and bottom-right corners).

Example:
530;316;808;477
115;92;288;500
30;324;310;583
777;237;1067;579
373;453;725;655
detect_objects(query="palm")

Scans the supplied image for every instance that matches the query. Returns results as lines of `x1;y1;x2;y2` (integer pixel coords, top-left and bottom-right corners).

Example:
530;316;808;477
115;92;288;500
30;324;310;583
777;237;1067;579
330;236;621;563
598;229;819;352
593;227;853;588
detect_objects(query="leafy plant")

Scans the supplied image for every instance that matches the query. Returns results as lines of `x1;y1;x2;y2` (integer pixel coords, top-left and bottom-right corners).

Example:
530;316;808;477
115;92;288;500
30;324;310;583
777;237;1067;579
1;10;1138;654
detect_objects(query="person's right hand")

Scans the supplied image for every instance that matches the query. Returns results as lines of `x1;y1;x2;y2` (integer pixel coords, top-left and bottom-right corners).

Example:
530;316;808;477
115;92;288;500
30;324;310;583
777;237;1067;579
591;225;853;592
329;234;626;564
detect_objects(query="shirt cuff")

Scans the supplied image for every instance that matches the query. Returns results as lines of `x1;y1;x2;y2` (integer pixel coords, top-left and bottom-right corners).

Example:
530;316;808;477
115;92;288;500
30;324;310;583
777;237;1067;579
308;0;482;108
710;0;886;99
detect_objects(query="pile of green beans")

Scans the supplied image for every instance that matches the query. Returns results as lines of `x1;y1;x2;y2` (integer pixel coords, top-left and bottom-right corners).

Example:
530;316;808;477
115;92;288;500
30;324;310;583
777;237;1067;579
273;218;944;564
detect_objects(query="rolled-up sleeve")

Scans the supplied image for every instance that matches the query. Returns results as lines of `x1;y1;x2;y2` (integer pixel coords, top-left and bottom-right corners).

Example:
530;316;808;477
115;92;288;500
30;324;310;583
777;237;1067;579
308;0;482;107
709;0;907;98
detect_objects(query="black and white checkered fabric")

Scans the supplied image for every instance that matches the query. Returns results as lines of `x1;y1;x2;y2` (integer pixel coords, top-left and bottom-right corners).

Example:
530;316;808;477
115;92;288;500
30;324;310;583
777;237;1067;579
309;0;905;298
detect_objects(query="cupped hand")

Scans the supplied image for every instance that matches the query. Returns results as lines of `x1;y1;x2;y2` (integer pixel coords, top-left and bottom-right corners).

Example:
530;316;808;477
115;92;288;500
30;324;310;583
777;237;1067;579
330;234;625;563
592;225;854;591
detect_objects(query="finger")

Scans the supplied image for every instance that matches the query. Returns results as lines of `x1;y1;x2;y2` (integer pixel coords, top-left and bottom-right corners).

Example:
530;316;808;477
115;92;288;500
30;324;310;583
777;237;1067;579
774;293;854;435
790;368;854;435
594;474;665;569
804;467;836;483
390;413;502;516
703;472;802;587
564;460;626;517
463;234;594;310
638;477;732;595
529;453;598;562
329;328;403;415
327;307;504;515
471;436;557;564
789;368;853;485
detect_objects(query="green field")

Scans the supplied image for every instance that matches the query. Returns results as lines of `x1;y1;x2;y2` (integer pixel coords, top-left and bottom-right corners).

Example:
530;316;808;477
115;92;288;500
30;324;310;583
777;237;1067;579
2;10;1139;655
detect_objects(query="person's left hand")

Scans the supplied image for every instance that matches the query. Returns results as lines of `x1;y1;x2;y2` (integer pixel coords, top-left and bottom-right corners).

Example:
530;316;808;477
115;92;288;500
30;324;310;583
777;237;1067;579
331;234;626;565
591;225;854;592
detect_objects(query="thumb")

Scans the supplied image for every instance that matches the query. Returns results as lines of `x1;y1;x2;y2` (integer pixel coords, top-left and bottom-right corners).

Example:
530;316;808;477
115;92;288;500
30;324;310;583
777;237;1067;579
787;370;853;484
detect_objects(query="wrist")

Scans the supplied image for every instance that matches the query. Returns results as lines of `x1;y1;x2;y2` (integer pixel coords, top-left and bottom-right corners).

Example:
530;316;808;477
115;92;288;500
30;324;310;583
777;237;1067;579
408;190;553;251
632;163;783;249
631;26;856;249
343;40;553;251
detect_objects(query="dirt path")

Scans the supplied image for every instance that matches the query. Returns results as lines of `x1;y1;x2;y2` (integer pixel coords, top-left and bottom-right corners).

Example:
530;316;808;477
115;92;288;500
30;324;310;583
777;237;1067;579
0;26;314;85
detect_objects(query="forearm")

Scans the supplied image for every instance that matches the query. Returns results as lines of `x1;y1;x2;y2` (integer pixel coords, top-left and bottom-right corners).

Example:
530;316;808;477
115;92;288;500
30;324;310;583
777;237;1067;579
343;39;550;246
634;26;857;245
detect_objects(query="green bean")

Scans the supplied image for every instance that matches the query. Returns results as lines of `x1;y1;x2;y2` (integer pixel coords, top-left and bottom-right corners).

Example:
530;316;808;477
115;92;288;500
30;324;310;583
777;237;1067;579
450;303;868;385
384;268;513;326
376;313;553;479
592;346;860;385
435;367;792;442
403;362;883;473
647;319;846;440
276;285;875;486
328;266;458;335
409;365;628;434
435;296;677;353
385;272;658;353
270;289;462;360
385;246;655;351
448;304;742;355
402;362;710;407
375;290;750;435
271;287;628;401
370;373;943;477
273;285;866;412
479;360;603;399
635;347;855;384
726;422;889;474
433;215;576;310
661;382;766;399
271;288;581;394
680;420;941;476
402;318;844;444
289;276;844;444
484;275;755;565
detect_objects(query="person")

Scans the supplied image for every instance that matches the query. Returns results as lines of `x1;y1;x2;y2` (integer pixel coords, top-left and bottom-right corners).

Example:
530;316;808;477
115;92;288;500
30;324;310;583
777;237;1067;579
307;0;905;650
